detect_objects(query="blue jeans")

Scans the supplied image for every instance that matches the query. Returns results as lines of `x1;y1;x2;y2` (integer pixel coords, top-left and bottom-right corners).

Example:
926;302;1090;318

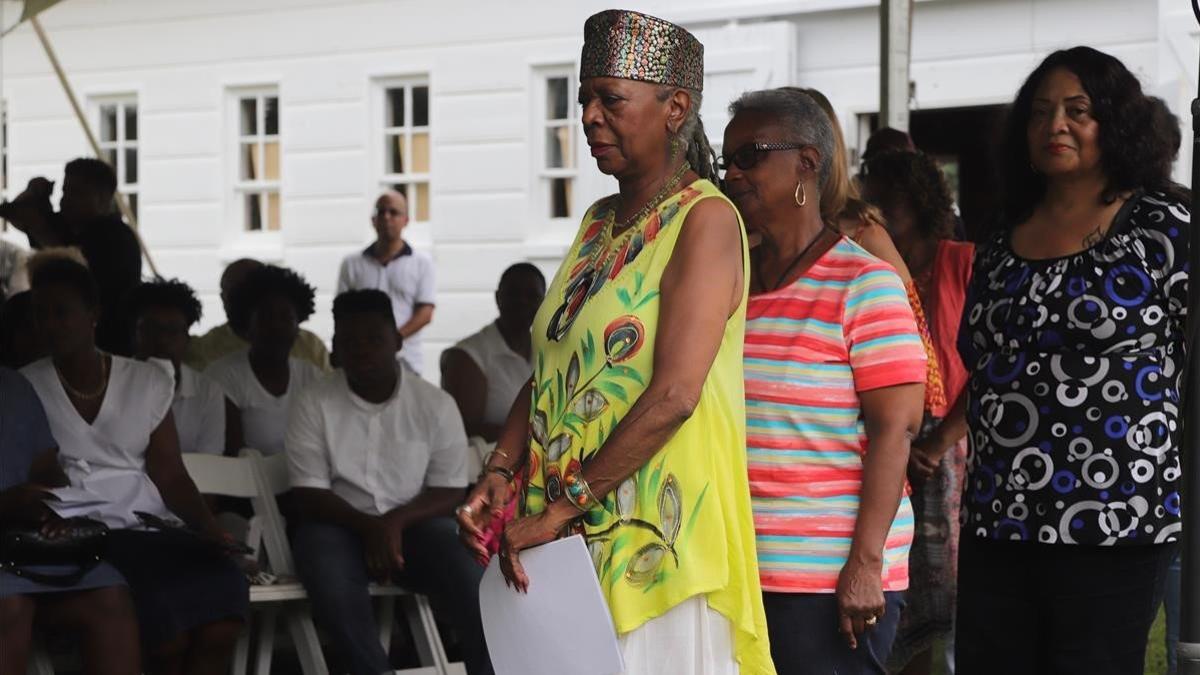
1166;550;1181;675
762;591;905;674
291;518;492;675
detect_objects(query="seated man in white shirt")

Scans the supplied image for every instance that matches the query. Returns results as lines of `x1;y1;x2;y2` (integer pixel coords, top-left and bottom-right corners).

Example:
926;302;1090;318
129;278;232;456
286;289;492;675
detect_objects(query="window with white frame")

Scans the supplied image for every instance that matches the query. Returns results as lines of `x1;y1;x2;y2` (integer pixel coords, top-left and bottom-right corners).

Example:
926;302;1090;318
538;69;579;220
233;90;280;232
378;80;430;222
96;97;138;222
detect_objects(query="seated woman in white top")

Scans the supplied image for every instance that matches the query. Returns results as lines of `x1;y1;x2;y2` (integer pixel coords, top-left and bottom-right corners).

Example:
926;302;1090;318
440;263;545;447
205;265;321;456
129;279;234;456
21;257;247;675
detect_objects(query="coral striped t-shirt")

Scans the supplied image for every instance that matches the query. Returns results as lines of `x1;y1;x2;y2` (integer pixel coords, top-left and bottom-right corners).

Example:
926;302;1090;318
745;236;925;594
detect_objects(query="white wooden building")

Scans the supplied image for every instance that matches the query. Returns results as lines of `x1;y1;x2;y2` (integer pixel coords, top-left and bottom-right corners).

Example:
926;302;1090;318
1;0;1195;377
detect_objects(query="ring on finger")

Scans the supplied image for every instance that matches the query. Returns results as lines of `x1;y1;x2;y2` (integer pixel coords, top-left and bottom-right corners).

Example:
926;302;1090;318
865;616;878;626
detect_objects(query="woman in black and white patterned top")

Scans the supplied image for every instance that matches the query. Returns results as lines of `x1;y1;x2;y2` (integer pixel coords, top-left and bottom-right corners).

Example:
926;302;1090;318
955;46;1189;675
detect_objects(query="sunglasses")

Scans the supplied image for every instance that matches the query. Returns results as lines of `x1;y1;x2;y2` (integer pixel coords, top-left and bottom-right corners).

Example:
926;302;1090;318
374;207;406;218
718;142;806;172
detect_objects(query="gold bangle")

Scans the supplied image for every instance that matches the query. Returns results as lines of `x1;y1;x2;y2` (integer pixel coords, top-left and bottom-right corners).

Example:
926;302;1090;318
484;448;512;465
480;465;515;483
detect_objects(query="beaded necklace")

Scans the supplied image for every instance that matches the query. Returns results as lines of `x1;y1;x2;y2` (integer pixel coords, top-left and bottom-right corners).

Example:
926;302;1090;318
55;350;109;401
582;162;691;276
545;162;691;342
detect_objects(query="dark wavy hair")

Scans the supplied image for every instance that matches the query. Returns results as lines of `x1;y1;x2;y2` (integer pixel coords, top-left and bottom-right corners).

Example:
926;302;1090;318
1001;46;1187;227
127;279;203;327
862;150;956;241
29;257;100;308
227;264;315;334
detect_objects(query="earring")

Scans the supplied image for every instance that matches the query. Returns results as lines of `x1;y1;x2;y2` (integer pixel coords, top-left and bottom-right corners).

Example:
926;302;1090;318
670;134;682;160
794;180;807;207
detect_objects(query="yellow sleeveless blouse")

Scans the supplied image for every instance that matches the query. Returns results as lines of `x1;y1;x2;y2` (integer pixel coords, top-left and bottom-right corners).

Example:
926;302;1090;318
526;179;774;674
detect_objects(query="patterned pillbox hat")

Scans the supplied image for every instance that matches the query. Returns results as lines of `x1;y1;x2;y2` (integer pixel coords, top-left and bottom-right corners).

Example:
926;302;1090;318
580;9;704;91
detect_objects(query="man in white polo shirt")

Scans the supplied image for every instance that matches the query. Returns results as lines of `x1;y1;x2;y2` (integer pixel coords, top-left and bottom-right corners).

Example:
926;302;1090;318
286;289;491;675
336;190;435;374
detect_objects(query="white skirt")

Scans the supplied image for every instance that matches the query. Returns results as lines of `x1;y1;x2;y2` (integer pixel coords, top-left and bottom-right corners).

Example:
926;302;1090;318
617;595;739;675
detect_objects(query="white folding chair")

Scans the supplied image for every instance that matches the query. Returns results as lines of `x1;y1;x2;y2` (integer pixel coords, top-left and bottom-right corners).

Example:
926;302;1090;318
181;452;328;675
252;451;457;675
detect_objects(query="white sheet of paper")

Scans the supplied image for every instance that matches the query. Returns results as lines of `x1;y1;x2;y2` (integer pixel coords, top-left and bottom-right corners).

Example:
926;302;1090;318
45;486;109;518
479;535;624;675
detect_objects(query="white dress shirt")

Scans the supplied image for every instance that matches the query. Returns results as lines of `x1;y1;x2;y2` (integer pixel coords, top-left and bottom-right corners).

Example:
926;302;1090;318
171;364;226;456
285;368;468;516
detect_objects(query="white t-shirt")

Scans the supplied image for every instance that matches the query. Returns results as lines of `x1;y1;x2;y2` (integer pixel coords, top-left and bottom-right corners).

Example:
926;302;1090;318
172;365;226;456
21;355;178;528
204;350;321;456
336;243;436;374
444;320;531;428
285;368;468;516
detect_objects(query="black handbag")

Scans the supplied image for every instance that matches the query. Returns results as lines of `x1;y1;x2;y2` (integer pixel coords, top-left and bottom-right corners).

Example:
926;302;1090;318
0;517;109;587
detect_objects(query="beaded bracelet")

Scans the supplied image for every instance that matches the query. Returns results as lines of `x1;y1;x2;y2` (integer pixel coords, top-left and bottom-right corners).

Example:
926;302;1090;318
563;469;602;513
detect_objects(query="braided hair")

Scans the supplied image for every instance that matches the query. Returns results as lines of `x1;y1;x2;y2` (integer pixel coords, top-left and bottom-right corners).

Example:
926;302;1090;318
658;86;720;182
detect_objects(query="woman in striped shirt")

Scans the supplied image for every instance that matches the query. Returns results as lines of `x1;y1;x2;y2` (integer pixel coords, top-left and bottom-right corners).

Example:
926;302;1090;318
722;89;927;674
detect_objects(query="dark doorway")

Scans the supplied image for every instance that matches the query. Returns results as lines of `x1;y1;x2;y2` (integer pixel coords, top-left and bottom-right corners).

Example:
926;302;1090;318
862;105;1007;242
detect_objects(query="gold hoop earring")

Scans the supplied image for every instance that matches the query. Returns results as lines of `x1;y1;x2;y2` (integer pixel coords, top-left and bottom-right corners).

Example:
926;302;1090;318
794;181;807;207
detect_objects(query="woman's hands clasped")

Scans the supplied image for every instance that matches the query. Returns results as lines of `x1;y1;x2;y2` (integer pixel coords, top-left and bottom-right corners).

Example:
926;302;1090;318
456;472;512;564
456;475;577;593
495;501;576;593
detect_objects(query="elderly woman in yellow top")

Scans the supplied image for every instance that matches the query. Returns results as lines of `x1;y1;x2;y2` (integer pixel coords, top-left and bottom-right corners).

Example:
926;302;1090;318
456;9;774;674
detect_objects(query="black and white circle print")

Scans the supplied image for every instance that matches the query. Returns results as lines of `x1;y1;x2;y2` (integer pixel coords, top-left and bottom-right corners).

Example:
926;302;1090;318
958;191;1188;546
